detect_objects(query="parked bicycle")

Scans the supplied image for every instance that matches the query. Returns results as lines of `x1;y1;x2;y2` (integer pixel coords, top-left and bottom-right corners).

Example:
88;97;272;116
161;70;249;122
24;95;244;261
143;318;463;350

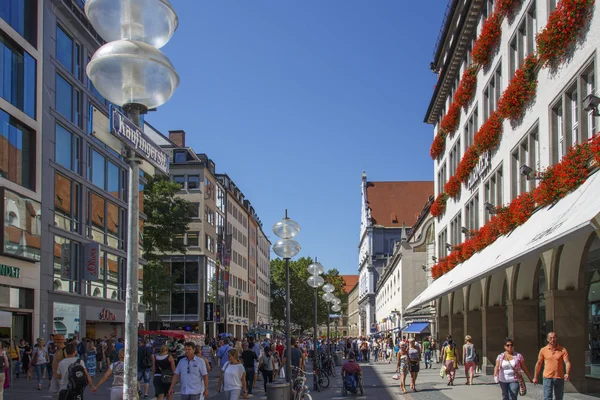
293;367;313;400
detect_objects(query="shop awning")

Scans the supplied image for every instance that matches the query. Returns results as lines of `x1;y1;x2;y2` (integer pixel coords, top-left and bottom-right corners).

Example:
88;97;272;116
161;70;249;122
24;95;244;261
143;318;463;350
395;325;409;332
407;170;600;311
403;322;430;334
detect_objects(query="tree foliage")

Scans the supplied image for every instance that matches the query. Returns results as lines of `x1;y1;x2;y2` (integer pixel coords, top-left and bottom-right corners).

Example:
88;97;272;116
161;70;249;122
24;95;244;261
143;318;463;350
269;257;348;335
141;175;193;315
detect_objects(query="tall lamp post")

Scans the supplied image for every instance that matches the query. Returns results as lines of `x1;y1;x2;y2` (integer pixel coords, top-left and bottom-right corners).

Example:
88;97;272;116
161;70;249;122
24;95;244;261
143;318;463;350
331;297;341;349
322;284;334;353
307;259;324;389
85;1;179;398
272;211;301;384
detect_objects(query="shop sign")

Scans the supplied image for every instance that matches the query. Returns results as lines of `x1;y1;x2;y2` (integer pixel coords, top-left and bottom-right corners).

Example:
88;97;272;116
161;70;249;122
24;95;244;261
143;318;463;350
215;304;221;323
109;105;169;175
0;264;20;278
99;308;117;321
467;151;491;190
83;243;100;281
204;303;214;322
60;243;71;279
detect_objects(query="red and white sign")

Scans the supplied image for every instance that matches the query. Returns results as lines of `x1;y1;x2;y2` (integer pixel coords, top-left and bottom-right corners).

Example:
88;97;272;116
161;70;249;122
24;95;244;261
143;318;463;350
83;242;100;281
99;308;117;321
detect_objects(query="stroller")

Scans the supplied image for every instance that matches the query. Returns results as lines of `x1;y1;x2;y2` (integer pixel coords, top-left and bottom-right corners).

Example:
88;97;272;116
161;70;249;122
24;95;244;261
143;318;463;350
342;372;364;396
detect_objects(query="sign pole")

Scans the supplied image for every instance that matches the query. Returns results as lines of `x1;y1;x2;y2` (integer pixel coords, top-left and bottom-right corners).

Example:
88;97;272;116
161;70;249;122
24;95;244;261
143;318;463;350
123;104;143;400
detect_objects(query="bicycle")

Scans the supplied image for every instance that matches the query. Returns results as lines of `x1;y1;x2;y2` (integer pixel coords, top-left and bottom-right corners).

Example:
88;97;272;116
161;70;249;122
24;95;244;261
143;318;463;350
312;358;330;391
292;367;313;400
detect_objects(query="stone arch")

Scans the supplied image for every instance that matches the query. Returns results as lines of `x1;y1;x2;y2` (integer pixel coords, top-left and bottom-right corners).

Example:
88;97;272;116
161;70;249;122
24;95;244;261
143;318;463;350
513;257;541;300
486;270;507;307
556;236;590;290
578;232;600;290
452;289;465;314
468;281;483;311
439;296;450;317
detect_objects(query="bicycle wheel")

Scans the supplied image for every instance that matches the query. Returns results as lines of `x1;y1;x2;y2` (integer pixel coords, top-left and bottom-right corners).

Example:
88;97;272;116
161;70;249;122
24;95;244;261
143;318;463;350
319;371;330;388
331;364;336;377
301;393;312;400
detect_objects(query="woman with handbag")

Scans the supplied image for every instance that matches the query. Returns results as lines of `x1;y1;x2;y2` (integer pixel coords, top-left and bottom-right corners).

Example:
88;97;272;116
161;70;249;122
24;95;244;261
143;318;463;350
258;346;275;392
92;349;125;400
493;338;533;400
407;339;421;392
217;349;247;400
31;338;48;390
396;344;409;394
152;345;176;400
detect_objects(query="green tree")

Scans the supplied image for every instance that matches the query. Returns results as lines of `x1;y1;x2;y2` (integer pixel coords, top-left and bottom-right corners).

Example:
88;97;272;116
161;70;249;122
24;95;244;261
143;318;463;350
270;257;348;335
141;174;193;318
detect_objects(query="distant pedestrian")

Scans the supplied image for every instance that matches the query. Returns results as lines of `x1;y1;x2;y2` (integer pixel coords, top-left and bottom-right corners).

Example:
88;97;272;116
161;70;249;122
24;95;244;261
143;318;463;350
533;332;571;400
462;335;476;385
32;338;49;391
0;341;8;400
422;337;432;369
494;338;533;400
396;345;408;394
442;339;457;386
407;339;421;392
153;345;176;400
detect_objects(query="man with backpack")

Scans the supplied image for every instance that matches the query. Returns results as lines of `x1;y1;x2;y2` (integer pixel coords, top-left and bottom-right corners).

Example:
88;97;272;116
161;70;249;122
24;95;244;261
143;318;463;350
56;343;93;400
137;340;153;398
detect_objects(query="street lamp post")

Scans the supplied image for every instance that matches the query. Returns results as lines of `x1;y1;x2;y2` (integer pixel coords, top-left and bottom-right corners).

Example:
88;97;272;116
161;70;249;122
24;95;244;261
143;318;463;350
322;284;334;353
307;259;324;390
272;210;301;385
331;297;341;351
85;1;179;399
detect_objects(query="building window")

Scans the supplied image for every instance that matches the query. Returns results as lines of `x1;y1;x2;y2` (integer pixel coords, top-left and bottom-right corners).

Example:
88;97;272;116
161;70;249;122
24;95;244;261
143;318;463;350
55;124;80;173
205;234;215;253
174;151;186;163
56;25;73;74
106;201;122;250
173;235;184;248
187;175;200;190
107;161;122;200
509;2;537;77
450;212;462;246
484;166;503;223
0;1;36;46
465;192;479;233
511;126;539;199
551;62;596;164
217;187;225;212
56;74;80;126
464;106;478;150
482;0;495;19
187;231;199;247
86;55;107;105
2;189;41;260
53;236;80;294
173;175;185;188
437;161;447;196
205;206;215;226
0;34;36;118
89;191;106;244
483;62;502;122
438;228;448;259
189;202;200;219
89;149;106;190
0;109;35;190
449;138;461;177
54;173;80;233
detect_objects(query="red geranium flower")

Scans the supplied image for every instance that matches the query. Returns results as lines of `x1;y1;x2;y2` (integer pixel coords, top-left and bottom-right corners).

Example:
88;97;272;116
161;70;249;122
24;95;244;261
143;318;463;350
497;55;539;121
472;13;502;66
495;0;524;17
474;111;504;153
439;102;462;137
430;134;446;160
456;147;480;184
444;175;462;200
431;193;449;217
454;66;478;109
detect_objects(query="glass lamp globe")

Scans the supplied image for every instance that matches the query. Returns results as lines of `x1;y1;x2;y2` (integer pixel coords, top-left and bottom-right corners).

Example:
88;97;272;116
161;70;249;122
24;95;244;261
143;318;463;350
272;239;301;259
272;218;301;239
86;40;179;109
322;292;334;302
307;262;324;276
331;298;341;305
331;305;342;312
307;275;324;288
322;283;335;294
85;0;178;49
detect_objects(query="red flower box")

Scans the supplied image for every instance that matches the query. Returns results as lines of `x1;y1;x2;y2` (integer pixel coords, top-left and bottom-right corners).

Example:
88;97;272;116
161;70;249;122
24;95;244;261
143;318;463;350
536;0;595;67
495;0;524;17
497;55;539;120
454;66;478;109
474;111;504;153
431;193;449;217
444;175;462;199
472;13;502;66
439;102;461;137
430;134;446;160
456;147;480;184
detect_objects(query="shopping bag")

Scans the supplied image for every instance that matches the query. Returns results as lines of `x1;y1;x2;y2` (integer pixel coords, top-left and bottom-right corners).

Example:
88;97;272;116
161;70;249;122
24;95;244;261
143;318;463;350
440;366;446;379
392;373;400;380
280;368;285;379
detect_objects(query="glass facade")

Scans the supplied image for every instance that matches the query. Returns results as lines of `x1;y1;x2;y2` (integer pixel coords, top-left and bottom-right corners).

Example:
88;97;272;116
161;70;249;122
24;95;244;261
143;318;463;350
0;108;34;189
0;0;37;46
56;73;80;125
0;34;36;118
2;188;41;260
54;172;80;233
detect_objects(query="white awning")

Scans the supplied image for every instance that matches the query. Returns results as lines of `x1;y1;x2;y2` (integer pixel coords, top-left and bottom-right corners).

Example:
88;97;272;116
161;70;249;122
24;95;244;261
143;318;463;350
407;170;600;311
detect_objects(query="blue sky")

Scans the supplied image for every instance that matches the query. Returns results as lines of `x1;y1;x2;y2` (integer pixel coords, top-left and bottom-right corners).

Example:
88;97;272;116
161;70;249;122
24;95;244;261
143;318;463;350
149;1;444;275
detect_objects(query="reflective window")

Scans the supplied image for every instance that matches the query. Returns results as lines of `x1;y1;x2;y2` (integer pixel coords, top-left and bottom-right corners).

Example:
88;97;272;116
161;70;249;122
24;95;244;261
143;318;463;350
185;262;198;284
0;109;35;190
88;251;105;298
172;261;185;284
0;0;37;46
54;173;80;233
89;191;105;244
187;231;199;247
189;202;199;219
185;292;199;315
56;74;79;124
56;25;73;74
53;303;80;339
174;151;186;163
173;175;185;188
91;149;106;189
187;175;200;189
106;201;121;250
3;189;41;260
55;124;80;172
106;253;122;300
53;236;79;294
107;161;120;199
0;34;36;118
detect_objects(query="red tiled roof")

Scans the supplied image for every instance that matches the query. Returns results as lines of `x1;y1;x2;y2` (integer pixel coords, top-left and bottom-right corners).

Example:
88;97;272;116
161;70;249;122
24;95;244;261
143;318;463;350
340;275;359;294
367;181;433;228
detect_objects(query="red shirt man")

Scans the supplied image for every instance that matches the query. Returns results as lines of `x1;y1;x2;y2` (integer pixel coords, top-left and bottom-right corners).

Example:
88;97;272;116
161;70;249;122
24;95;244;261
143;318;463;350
342;352;362;376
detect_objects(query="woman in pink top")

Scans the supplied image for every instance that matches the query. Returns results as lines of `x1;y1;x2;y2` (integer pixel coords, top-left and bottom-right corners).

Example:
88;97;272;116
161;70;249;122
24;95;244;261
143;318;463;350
493;338;533;399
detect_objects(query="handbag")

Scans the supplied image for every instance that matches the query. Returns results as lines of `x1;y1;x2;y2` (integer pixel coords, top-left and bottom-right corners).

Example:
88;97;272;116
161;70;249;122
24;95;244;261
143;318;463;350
440;365;447;379
505;353;527;396
161;370;174;384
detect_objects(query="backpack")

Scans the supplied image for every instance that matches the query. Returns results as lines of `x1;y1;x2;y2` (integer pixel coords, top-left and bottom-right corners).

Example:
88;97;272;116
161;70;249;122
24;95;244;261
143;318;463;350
473;349;479;364
344;374;357;391
140;348;152;369
67;360;88;393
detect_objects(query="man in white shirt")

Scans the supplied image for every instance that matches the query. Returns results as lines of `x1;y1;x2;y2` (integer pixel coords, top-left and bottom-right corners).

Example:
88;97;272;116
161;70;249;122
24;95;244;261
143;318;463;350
168;342;209;400
56;343;93;400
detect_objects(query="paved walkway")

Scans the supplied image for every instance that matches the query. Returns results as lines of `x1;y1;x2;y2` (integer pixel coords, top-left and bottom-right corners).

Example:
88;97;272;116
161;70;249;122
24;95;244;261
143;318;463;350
6;360;600;399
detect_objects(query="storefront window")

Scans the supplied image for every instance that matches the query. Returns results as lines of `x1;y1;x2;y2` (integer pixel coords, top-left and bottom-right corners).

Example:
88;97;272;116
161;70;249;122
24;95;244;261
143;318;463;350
3;189;41;260
53;302;80;339
53;235;79;293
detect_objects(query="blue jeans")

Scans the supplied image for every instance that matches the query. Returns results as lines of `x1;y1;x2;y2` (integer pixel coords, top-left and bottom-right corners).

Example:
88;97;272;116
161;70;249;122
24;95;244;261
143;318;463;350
543;378;565;400
499;381;519;400
35;363;46;386
424;351;432;368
